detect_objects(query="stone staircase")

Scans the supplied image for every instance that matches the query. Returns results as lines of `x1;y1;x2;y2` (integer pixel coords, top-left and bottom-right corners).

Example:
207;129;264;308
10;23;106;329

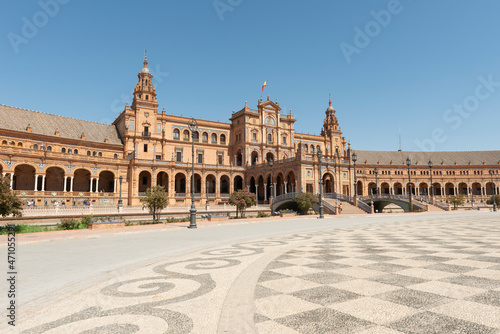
324;199;367;215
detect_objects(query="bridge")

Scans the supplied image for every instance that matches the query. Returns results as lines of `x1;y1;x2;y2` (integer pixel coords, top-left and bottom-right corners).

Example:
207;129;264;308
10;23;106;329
359;194;431;212
271;192;371;214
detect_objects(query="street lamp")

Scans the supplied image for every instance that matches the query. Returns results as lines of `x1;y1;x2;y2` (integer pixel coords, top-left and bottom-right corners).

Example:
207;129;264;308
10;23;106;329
374;168;379;195
188;118;198;229
428;160;433;199
489;169;497;212
317;148;324;218
117;175;123;209
352;152;357;198
206;181;210;207
267;157;274;201
406;157;413;212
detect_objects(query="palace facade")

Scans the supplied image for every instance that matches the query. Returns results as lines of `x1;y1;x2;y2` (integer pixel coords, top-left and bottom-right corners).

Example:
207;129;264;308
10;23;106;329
1;55;499;208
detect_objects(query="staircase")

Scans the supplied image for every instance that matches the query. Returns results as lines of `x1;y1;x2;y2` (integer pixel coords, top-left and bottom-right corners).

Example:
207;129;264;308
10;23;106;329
324;199;366;215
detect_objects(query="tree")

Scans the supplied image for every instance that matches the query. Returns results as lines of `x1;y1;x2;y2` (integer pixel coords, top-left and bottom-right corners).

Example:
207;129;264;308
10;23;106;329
229;189;256;218
296;192;317;214
0;176;22;217
140;186;168;221
487;195;500;206
448;194;465;210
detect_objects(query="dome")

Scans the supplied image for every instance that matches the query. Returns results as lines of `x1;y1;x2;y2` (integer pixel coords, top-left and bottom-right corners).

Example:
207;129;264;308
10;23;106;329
140;67;150;74
327;105;334;112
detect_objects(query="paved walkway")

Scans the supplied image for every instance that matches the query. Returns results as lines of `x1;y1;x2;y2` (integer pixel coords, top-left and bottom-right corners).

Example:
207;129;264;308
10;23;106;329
2;212;500;333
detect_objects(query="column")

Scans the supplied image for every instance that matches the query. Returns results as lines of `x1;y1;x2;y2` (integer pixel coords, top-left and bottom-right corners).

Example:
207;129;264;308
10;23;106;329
63;176;68;192
90;178;93;192
114;178;117;193
70;177;74;192
10;173;14;189
264;183;267;201
247;185;250;191
41;175;46;191
284;182;288;194
255;185;258;200
273;183;276;197
34;175;38;191
96;178;100;192
295;180;298;193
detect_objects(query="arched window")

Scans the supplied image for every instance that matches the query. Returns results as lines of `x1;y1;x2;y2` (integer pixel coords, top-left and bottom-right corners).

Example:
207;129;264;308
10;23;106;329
98;152;102;157
10;141;15;146
114;153;118;159
304;144;308;153
17;142;23;147
68;148;72;154
183;130;190;141
211;133;217;144
193;131;199;142
33;144;39;150
268;133;272;143
87;151;91;156
61;148;66;153
202;132;208;143
311;145;315;153
74;149;78;155
173;128;180;140
220;134;226;144
46;146;52;152
93;151;97;156
317;145;320;152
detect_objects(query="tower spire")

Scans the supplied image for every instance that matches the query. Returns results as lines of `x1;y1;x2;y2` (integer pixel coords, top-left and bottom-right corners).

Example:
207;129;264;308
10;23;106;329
329;93;332;106
143;50;148;68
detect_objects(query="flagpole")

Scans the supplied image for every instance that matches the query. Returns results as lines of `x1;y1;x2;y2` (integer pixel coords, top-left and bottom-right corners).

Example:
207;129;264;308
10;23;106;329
266;79;269;99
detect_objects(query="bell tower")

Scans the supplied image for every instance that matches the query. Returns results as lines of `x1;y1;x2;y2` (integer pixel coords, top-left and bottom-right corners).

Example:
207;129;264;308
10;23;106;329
321;96;345;158
131;51;158;111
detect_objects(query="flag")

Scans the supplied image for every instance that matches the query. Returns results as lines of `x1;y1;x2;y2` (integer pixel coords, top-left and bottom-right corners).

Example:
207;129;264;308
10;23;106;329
262;80;267;91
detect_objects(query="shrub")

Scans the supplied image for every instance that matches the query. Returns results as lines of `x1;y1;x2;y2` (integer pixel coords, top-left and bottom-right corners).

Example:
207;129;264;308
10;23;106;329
257;211;269;218
295;192;317;214
58;218;79;230
79;215;92;229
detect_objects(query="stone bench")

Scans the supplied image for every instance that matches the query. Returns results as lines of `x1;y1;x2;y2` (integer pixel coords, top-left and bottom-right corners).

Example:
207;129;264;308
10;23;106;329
201;213;230;222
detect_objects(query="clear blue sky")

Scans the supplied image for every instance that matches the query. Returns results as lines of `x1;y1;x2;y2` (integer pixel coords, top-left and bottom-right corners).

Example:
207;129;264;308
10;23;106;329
1;0;500;152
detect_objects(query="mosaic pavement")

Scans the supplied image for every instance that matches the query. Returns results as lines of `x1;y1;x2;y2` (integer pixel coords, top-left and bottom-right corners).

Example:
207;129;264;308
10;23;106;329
9;215;500;333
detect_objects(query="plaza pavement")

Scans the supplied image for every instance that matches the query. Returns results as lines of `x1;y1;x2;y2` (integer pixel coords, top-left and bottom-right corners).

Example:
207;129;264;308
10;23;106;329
1;211;500;333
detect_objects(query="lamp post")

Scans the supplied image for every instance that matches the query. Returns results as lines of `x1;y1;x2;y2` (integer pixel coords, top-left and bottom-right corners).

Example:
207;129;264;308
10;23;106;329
118;175;123;210
406;157;413;212
489;169;497;212
267;157;274;202
352;152;357;198
188;118;198;229
317;148;324;218
428;160;433;200
206;181;210;207
374;168;379;195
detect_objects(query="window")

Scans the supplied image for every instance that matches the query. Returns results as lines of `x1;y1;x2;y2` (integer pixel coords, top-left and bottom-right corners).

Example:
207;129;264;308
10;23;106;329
176;151;182;162
211;133;217;144
156;155;161;160
98;152;102;157
268;133;272;143
1;140;7;146
304;144;308;153
93;151;97;156
17;142;22;147
142;176;147;185
47;146;52;151
197;153;203;164
265;117;275;125
202;132;208;143
253;133;257;141
130;120;134;131
74;149;78;155
193;131;199;142
183;130;190;141
157;123;161;133
114;154;118;159
87;151;91;156
282;136;286;145
218;154;223;165
220;134;226;144
61;148;66;153
173;129;180;140
144;144;148;153
68;148;72;154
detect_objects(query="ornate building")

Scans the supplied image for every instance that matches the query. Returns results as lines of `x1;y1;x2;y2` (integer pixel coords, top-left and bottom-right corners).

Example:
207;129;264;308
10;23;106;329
0;55;499;208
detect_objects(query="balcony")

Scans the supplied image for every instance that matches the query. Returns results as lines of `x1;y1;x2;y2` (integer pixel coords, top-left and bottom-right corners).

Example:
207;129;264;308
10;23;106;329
142;131;151;137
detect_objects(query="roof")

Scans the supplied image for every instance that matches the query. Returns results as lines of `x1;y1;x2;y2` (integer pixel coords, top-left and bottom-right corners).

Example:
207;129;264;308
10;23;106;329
355;150;500;166
0;105;123;145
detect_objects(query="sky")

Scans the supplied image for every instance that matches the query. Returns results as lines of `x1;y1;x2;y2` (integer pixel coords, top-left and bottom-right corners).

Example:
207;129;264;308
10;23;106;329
1;0;500;152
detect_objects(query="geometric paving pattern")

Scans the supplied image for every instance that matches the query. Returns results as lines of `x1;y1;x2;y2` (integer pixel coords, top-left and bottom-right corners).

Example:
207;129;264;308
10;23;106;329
12;215;500;333
254;218;500;333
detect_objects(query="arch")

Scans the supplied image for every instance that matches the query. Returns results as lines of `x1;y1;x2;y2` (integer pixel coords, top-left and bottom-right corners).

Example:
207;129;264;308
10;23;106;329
249;176;256;194
486;182;496;196
173;128;180;140
394;182;403;195
183;130;190;141
98;152;103;157
357;181;364;196
265;152;274;163
73;168;91;192
220;134;226;145
193;131;199;142
323;172;335;194
61;148;66;153
419;182;429;196
286;171;296;193
202;131;208;143
220;175;230;195
13;164;36;191
234;175;243;191
251;151;259;166
432;182;442;196
381;182;390;195
472;182;482;196
98;171;115;192
445;182;455;196
407;182;416;195
74;149;78;155
206;174;216;194
276;173;284;196
33;144;39;150
257;175;265;201
175;173;186;194
157;172;168;192
45;167;65;191
368;182;377;195
17;142;23;147
138;171;152;193
1;140;7;146
458;182;468;195
211;133;217;144
236;149;243;166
